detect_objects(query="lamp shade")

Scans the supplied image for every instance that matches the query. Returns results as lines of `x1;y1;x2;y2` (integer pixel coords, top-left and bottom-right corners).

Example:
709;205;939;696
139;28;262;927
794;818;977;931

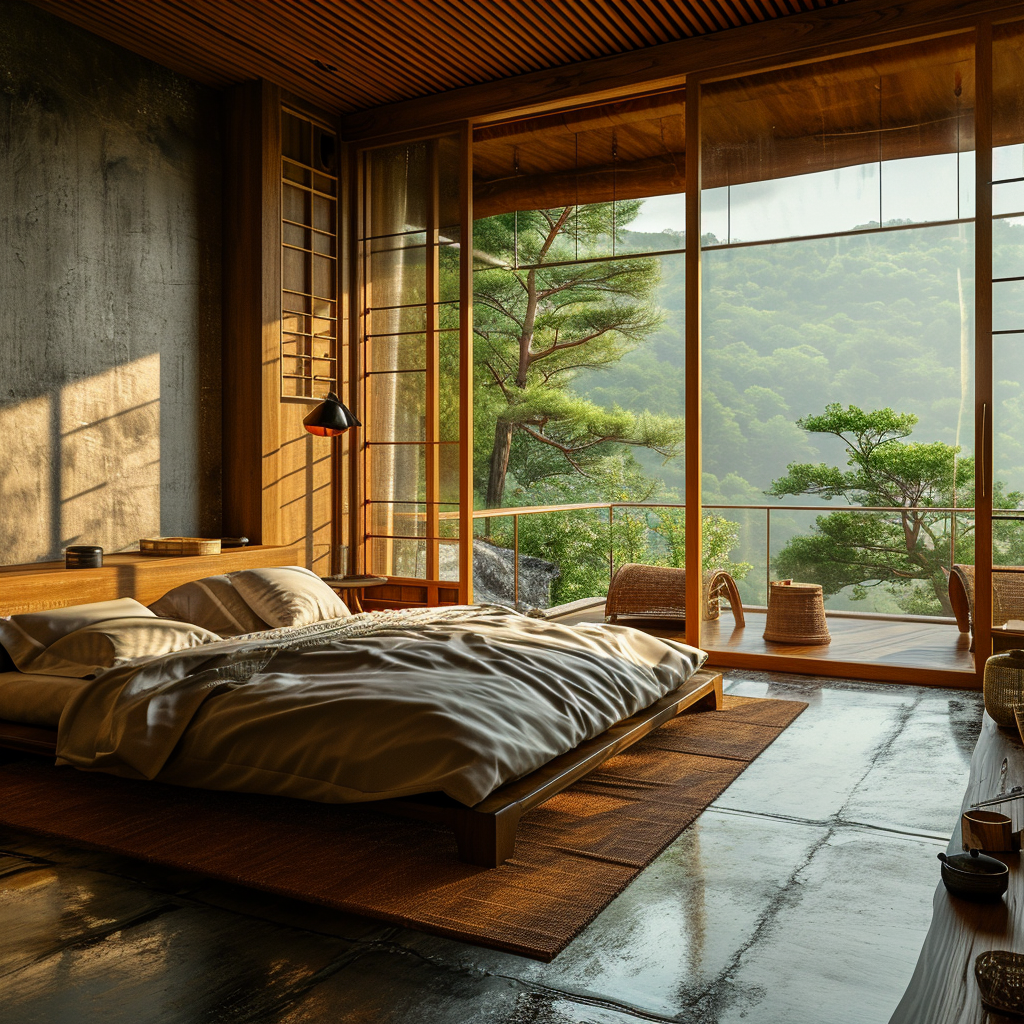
302;392;360;437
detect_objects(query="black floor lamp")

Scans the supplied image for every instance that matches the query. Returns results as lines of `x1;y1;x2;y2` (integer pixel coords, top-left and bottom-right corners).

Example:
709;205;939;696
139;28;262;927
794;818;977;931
303;392;361;576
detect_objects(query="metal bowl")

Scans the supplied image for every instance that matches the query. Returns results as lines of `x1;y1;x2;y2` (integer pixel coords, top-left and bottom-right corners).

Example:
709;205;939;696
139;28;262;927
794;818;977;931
938;849;1009;902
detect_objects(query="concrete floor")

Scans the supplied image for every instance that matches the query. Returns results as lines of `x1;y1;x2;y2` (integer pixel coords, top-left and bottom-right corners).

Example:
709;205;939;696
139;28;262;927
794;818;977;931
0;671;984;1024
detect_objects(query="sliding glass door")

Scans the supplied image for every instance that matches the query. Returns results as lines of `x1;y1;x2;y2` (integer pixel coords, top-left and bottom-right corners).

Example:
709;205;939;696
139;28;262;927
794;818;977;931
353;128;473;606
697;36;980;681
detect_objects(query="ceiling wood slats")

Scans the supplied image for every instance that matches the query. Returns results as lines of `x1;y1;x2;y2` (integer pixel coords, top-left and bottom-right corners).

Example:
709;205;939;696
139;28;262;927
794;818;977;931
27;0;843;118
342;0;1024;140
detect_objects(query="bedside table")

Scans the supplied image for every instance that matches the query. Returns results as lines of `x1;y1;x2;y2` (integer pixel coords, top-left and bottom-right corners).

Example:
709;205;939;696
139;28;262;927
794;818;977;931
320;574;388;613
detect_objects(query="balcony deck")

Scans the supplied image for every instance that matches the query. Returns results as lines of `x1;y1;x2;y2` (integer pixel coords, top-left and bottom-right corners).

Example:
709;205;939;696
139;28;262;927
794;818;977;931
551;601;977;688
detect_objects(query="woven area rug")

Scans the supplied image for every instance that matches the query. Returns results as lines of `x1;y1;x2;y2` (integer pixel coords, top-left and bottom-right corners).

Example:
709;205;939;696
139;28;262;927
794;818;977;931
0;693;805;960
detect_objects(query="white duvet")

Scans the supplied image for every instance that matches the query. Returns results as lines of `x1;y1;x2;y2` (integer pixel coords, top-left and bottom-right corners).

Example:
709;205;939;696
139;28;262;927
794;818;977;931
56;605;707;807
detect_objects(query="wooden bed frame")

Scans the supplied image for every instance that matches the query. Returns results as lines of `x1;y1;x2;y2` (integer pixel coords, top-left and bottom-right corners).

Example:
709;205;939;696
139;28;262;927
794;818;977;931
0;550;724;868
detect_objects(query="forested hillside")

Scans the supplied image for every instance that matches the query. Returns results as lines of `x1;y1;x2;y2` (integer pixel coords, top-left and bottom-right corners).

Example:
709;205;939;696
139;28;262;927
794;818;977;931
473;208;1024;610
580;219;1024;504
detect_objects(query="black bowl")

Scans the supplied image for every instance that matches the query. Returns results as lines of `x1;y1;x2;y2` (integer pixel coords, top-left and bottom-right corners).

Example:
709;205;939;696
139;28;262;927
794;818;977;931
938;849;1009;902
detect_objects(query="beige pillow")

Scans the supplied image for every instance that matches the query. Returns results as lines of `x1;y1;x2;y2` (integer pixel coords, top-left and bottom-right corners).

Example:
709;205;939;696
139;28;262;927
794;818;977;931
0;598;154;671
7;617;223;679
150;575;269;637
229;565;351;628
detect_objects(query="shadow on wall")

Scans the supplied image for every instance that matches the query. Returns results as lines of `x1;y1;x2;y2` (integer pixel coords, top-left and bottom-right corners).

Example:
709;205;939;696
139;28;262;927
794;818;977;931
0;0;222;564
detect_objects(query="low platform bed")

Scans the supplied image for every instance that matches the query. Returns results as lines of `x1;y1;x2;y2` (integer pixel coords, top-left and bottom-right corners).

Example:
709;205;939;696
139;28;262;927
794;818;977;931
0;552;722;868
0;668;722;866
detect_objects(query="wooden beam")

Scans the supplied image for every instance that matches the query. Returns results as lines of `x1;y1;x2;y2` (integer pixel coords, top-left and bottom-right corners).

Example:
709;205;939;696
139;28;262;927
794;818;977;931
425;140;441;582
684;82;703;653
458;121;475;605
475;153;686;219
222;79;281;545
341;0;1024;140
974;21;994;678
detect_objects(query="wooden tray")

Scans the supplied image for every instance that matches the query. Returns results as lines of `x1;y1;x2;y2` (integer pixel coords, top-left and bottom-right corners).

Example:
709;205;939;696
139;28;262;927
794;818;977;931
139;537;222;557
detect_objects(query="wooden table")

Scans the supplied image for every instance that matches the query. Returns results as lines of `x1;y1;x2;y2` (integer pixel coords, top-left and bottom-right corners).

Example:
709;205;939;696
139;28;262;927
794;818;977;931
890;714;1024;1022
320;574;387;613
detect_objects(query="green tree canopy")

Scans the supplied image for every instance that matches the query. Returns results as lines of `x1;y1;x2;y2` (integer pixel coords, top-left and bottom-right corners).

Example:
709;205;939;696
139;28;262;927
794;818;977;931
474;203;683;507
768;404;1023;614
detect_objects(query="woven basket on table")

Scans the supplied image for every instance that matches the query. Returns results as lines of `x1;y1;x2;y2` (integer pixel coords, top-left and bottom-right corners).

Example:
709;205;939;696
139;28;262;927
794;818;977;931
763;579;831;645
604;563;745;625
984;649;1024;728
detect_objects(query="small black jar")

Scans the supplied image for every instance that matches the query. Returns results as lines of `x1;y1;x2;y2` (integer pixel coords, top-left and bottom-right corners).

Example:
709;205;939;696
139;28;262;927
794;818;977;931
65;545;103;569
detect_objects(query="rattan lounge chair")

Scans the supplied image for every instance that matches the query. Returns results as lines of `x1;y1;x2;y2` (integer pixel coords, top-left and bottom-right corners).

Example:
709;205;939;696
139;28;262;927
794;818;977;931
605;563;745;626
948;563;1024;650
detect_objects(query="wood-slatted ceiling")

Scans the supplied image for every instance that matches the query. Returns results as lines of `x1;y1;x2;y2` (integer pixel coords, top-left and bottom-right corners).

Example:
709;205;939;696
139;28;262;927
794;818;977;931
27;0;846;117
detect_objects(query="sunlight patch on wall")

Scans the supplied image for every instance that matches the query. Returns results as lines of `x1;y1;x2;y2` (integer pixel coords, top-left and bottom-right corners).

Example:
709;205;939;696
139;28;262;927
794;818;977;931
0;356;163;564
60;355;161;555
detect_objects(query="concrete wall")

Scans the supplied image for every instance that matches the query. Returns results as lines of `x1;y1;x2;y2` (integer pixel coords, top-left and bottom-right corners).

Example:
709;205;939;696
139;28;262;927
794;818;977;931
0;1;222;564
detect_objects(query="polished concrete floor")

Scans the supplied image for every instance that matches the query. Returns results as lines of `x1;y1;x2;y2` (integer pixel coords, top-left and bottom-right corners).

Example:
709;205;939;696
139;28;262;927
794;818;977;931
0;671;984;1024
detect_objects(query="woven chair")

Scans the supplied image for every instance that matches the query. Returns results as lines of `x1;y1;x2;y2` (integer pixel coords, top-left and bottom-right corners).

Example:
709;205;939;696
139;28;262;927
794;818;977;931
949;564;1024;651
763;579;831;645
605;563;745;626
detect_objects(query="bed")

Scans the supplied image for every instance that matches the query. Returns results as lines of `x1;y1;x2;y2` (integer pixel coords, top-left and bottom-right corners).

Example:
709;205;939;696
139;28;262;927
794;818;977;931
0;552;722;867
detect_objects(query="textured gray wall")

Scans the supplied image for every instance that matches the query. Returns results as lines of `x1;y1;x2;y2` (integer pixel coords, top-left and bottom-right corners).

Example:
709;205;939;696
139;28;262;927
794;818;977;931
0;1;222;564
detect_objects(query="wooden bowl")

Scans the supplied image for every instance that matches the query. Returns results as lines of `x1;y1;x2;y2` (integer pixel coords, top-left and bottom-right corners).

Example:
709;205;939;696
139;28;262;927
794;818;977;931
962;809;1019;853
938;849;1009;902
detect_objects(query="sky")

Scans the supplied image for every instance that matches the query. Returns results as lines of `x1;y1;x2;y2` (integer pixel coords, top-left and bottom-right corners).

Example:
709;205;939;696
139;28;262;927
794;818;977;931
627;145;1024;242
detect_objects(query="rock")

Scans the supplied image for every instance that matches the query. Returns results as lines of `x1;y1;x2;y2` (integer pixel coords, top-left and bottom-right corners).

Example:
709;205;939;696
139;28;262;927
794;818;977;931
436;540;559;609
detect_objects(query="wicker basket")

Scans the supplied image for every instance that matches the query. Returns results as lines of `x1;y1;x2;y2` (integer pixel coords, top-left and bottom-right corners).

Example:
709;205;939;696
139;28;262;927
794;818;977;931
139;537;222;557
604;563;744;626
763;579;830;645
984;649;1024;728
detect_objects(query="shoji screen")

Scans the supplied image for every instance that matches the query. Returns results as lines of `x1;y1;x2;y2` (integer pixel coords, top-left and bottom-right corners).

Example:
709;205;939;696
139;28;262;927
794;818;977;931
355;130;472;606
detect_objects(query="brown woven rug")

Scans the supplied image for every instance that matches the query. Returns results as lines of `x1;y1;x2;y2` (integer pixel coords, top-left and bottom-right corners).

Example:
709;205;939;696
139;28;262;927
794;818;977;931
0;693;804;961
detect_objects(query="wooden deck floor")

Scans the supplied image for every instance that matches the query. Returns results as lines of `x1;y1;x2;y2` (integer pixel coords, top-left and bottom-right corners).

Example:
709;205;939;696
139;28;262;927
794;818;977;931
555;603;977;688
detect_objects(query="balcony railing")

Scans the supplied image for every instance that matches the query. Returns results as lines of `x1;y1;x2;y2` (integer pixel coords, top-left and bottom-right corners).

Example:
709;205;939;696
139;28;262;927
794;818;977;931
464;501;989;615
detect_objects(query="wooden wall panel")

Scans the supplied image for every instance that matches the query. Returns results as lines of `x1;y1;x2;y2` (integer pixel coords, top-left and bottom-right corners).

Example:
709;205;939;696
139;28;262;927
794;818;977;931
223;79;279;545
223;80;335;572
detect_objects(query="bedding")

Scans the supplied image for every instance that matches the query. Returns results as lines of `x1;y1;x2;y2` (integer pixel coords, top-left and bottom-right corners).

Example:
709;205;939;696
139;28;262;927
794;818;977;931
229;565;351;627
149;565;349;635
149;574;269;637
0;597;154;666
0;599;220;679
54;605;707;807
0;671;87;728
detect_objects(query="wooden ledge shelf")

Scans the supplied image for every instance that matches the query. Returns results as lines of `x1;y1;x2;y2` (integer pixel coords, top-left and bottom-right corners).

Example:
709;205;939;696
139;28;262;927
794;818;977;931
890;714;1024;1022
0;545;303;616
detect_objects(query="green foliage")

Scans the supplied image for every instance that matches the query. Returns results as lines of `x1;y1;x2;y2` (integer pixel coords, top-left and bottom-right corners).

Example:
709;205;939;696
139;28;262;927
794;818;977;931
474;205;683;506
580;219;1024;503
769;404;1024;614
482;456;749;606
472;202;1024;613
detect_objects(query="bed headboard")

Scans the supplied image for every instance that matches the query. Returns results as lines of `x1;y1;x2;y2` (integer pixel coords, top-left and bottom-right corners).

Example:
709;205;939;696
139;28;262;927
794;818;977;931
0;545;304;616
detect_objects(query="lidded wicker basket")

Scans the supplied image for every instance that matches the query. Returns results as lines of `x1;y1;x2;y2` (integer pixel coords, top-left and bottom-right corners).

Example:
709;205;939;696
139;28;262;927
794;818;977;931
983;649;1024;728
763;579;831;645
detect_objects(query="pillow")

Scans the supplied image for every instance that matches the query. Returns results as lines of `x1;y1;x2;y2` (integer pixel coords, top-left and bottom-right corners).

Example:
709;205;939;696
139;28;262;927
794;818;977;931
229;565;351;629
4;617;223;679
149;574;269;637
0;598;155;671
